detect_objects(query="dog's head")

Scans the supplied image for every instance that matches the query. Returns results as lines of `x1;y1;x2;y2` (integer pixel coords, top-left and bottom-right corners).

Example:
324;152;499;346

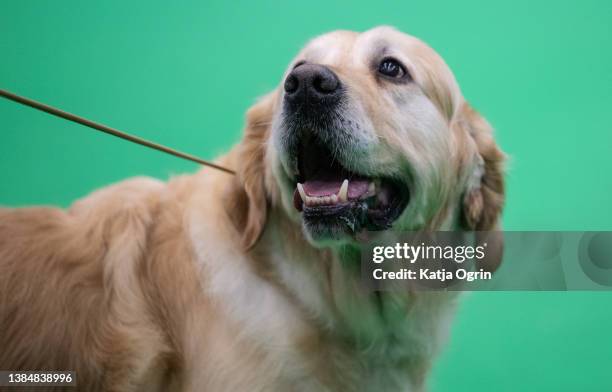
226;26;505;249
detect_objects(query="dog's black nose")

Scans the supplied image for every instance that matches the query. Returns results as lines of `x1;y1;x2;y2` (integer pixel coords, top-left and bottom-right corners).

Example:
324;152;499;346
284;63;341;103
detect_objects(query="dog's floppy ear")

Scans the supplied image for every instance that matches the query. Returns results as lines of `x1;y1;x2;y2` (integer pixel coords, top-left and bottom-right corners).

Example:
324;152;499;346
456;102;506;230
223;92;276;250
454;102;505;271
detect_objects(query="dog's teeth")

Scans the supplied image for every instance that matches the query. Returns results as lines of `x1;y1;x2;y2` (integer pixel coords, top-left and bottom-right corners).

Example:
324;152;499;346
297;183;308;203
338;179;349;202
368;181;376;194
299;183;349;207
362;181;376;199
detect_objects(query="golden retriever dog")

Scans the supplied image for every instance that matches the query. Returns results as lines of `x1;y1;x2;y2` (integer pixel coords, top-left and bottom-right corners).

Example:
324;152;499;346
0;26;504;391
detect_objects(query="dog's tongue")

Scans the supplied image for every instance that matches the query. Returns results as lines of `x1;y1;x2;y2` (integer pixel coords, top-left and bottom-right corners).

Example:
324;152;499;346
302;179;369;199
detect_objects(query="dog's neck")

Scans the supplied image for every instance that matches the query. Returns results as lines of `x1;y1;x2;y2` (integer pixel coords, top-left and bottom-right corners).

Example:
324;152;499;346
251;205;457;343
237;207;457;390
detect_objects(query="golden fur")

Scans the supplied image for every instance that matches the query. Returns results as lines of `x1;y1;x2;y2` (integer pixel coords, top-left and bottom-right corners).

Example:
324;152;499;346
0;26;504;391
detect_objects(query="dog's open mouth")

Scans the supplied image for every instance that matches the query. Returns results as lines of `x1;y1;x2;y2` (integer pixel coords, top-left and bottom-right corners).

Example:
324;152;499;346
291;136;409;237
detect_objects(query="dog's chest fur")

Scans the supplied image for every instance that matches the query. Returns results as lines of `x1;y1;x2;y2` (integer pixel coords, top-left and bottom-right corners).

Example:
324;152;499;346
189;206;458;392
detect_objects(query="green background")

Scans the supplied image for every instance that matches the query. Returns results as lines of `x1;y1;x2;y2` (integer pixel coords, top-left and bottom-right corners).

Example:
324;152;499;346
1;1;611;390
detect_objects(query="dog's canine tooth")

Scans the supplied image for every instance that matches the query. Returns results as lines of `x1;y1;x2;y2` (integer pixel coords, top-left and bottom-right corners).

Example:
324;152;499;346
368;181;376;194
338;179;349;202
362;181;376;199
297;183;308;204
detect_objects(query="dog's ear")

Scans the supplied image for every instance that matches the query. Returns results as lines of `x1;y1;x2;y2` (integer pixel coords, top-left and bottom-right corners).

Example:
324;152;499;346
455;102;505;271
455;102;506;230
223;92;276;250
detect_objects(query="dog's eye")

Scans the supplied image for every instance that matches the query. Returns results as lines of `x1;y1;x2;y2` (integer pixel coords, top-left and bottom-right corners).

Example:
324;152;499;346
378;58;408;80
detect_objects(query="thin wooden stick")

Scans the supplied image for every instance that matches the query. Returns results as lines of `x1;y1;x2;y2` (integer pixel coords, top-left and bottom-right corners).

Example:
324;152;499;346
0;88;236;175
